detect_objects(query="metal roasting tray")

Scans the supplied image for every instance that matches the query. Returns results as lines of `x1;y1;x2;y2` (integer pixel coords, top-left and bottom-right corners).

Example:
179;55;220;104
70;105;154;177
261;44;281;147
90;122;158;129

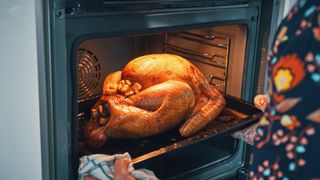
77;95;262;166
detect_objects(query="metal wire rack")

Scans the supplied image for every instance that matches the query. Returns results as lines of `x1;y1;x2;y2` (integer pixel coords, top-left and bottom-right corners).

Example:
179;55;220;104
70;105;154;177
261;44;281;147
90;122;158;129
164;31;230;94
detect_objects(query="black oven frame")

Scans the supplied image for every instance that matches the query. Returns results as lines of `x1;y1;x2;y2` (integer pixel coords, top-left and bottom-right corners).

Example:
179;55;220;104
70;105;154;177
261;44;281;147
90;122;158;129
37;0;281;179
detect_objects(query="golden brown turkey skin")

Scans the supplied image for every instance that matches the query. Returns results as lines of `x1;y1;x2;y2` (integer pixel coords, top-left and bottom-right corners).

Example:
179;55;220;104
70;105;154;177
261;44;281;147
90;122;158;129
85;54;225;147
103;80;195;138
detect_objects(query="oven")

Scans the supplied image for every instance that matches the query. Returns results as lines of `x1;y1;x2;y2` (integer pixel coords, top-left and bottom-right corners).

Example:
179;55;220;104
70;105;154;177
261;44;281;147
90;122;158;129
40;0;281;179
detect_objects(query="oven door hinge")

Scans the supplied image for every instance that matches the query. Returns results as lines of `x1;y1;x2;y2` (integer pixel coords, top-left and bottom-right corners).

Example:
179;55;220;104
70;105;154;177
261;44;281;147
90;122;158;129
53;1;82;16
237;167;249;180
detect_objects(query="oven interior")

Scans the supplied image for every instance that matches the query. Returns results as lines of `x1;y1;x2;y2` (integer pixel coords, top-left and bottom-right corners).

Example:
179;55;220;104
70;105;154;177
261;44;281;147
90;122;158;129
74;24;253;179
76;24;247;101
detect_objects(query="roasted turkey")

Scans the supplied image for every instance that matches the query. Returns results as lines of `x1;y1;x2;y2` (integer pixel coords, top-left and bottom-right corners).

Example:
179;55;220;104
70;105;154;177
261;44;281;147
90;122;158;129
85;54;226;147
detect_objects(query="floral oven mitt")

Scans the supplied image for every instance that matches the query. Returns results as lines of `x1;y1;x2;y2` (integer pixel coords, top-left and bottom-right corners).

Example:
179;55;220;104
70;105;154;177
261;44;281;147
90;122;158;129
231;95;269;145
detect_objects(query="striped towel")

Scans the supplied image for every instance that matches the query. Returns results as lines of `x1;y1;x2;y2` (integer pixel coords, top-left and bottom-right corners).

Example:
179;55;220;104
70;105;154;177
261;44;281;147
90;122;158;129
78;152;158;180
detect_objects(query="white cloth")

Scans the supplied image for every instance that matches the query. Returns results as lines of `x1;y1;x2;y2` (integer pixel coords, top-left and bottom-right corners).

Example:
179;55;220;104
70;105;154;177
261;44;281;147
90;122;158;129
78;152;158;180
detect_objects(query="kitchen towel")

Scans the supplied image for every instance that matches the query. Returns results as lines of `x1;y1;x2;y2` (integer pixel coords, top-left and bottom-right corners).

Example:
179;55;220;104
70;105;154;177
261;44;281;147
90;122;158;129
78;152;158;180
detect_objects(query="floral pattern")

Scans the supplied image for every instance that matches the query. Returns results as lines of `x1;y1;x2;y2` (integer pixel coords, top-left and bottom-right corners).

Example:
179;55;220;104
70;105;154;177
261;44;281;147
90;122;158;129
249;0;320;179
273;69;294;92
272;54;306;92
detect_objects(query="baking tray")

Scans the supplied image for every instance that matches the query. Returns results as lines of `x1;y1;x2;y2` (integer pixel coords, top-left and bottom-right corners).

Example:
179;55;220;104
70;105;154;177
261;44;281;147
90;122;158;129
77;95;262;165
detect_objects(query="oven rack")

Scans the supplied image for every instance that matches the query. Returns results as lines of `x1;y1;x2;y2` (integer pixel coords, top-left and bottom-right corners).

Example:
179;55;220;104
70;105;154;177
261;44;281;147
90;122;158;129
164;31;230;94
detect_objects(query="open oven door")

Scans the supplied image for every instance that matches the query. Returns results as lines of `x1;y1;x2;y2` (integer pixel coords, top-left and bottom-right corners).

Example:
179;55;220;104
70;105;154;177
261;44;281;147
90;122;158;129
38;0;281;179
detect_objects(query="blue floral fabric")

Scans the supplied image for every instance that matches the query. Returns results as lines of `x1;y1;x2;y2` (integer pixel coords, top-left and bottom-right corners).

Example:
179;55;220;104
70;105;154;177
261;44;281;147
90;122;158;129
249;0;320;179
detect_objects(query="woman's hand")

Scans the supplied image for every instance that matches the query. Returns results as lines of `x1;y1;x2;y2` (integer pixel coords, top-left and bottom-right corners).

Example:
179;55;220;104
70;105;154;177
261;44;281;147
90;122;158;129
114;158;135;180
83;157;135;180
84;175;98;180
